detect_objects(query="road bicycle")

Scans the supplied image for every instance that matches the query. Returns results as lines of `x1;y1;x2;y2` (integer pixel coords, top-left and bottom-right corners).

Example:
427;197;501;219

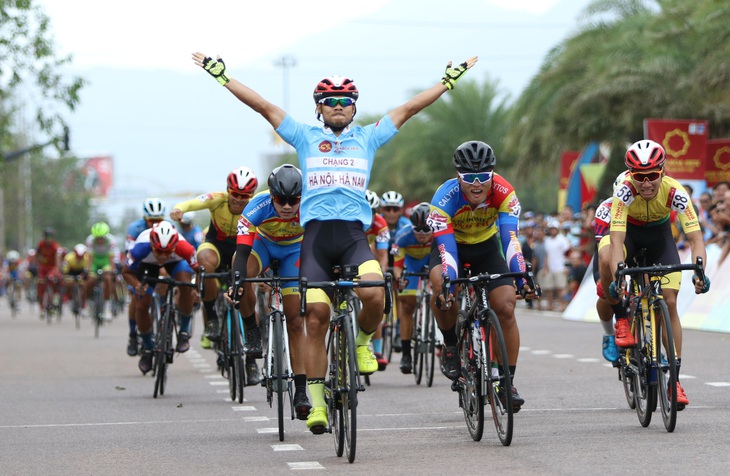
381;267;399;365
142;272;198;398
242;259;299;441
442;263;538;446
299;265;393;463
111;269;127;318
89;269;110;338
404;267;437;387
6;277;21;318
65;274;85;329
614;253;705;432
201;269;247;404
39;275;62;325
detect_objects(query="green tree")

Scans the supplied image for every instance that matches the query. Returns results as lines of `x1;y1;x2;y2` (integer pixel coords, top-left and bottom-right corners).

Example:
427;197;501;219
505;0;730;201
368;77;512;203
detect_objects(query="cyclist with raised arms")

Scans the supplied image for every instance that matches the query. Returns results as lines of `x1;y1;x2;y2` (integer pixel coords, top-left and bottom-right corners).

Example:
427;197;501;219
598;140;709;409
85;222;120;320
428;141;532;412
392;202;434;374
192;50;477;434
124;198;167;357
123;221;198;374
230;164;310;415
170;167;258;353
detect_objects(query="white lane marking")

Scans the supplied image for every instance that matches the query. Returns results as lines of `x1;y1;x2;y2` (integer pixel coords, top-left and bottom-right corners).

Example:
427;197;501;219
243;416;270;422
232;406;256;411
288;462;325;470
553;354;574;359
531;350;552;355
578;358;601;362
257;427;279;434
209;381;228;386
681;374;696;379
273;444;303;451
706;382;730;387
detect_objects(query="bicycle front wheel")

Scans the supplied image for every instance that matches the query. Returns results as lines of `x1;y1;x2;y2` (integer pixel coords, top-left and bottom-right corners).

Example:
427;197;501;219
632;306;654;427
424;299;436;388
483;310;513;446
654;298;677;432
458;311;484;441
154;308;170;398
340;316;358;463
272;311;285;441
230;310;245;404
413;300;425;385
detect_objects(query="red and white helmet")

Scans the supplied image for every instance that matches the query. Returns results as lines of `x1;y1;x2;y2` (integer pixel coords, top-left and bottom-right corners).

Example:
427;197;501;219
227;166;258;193
313;76;359;103
149;221;179;252
625;140;666;170
73;243;87;257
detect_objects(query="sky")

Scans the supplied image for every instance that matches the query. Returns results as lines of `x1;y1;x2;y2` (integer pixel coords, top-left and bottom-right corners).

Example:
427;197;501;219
36;0;593;227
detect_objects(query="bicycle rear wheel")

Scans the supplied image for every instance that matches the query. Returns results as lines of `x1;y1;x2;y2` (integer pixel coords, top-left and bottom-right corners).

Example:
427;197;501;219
654;298;677;432
329;326;345;458
382;307;393;364
232;311;245;404
631;306;654;427
271;311;285;441
619;356;636;409
484;310;513;446
458;310;484;441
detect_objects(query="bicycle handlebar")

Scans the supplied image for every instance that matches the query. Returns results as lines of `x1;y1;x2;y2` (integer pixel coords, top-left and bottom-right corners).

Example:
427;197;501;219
142;273;198;291
440;262;540;304
615;257;705;281
298;273;393;317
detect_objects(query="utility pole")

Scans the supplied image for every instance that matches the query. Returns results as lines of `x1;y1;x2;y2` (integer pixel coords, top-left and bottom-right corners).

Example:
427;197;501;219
274;55;297;112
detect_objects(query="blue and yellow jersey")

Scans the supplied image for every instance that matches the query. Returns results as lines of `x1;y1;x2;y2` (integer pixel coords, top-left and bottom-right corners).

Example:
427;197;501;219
236;191;304;247
392;226;431;267
428;174;525;282
611;175;700;234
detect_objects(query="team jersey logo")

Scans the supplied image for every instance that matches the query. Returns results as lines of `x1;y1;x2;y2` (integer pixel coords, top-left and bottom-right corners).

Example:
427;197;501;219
318;141;333;153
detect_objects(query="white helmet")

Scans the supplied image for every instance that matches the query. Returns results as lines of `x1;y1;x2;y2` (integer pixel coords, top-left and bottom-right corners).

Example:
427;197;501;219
143;198;166;219
380;191;404;208
365;190;380;210
6;250;20;261
73;244;87;257
149;221;179;252
227;166;258;193
180;212;195;225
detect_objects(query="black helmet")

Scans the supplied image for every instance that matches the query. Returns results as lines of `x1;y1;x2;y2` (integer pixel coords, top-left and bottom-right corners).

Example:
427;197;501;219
409;202;432;230
43;227;55;238
453;141;496;173
268;164;302;198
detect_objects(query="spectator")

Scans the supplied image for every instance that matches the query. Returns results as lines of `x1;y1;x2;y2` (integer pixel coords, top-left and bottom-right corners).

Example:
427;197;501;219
519;221;536;309
540;220;571;311
564;249;587;301
531;225;547;309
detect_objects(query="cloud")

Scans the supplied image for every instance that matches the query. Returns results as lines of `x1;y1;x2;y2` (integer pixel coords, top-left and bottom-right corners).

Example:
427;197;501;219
38;0;390;70
483;0;560;15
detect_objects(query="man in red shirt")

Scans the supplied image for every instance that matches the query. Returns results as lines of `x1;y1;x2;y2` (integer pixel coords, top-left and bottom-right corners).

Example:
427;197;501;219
36;227;63;313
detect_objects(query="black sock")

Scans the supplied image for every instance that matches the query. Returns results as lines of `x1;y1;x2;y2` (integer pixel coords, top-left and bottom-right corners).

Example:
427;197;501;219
610;302;628;319
243;312;257;330
203;300;218;323
294;374;307;392
401;339;411;356
440;326;457;346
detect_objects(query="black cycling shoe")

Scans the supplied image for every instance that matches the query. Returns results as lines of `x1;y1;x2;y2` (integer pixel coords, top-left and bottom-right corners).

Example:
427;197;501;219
176;332;190;353
245;359;261;386
439;345;459;381
127;335;139;357
499;385;525;413
400;353;412;374
243;325;263;358
204;320;221;342
293;389;312;421
138;350;153;375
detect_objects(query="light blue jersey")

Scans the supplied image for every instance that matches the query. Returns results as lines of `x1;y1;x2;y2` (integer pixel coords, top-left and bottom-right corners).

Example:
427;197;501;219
276;114;398;229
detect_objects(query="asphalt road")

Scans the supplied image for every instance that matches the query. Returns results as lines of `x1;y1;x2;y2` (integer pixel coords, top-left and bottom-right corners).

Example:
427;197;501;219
1;298;729;475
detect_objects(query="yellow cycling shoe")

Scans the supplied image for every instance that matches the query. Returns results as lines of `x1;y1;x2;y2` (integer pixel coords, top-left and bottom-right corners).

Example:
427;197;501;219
356;345;378;375
306;406;328;435
200;335;212;349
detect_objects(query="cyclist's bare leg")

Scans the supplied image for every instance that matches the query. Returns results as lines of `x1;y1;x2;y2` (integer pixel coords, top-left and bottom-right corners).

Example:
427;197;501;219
304;302;330;378
398;294;416;342
134;293;154;335
174;271;194;315
663;288;682;358
489;284;520;366
198;248;221;327
283;294;306;375
354;273;385;334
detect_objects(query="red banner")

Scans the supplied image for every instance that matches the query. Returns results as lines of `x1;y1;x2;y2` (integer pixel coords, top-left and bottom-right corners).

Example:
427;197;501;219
644;119;708;180
82;156;114;198
559;151;580;191
705;139;730;187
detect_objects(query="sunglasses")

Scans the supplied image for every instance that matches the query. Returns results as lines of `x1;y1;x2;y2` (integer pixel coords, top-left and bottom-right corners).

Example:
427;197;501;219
630;170;662;182
228;190;253;200
318;97;356;108
382;206;401;213
458;170;493;185
413;226;432;234
145;218;163;224
271;195;301;207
